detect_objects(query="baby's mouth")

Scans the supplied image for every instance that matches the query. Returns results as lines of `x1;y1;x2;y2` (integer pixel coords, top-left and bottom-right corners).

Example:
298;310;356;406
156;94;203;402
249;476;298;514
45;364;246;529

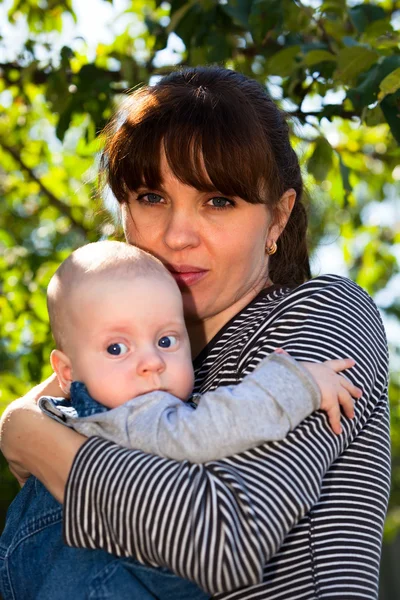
140;381;167;395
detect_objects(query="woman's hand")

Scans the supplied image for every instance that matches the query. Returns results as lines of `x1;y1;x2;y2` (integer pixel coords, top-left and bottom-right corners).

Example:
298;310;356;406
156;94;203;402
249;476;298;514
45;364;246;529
0;387;87;503
24;372;66;403
0;397;37;487
0;373;65;484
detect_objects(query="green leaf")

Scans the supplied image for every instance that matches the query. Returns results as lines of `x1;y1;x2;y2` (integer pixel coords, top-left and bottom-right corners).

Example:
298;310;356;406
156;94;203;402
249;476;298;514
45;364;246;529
381;94;400;144
267;45;301;77
362;104;385;127
338;154;352;205
361;18;394;46
347;64;380;110
221;0;252;28
320;0;346;17
205;31;232;63
307;137;333;182
334;46;379;86
167;0;197;34
169;2;204;47
378;68;400;102
347;56;400;110
303;50;337;67
248;0;284;43
29;291;49;322
349;4;386;33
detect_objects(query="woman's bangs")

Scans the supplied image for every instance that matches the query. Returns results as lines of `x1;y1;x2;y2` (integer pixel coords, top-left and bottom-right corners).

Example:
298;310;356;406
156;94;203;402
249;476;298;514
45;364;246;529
162;108;269;203
105;85;272;203
111;120;165;197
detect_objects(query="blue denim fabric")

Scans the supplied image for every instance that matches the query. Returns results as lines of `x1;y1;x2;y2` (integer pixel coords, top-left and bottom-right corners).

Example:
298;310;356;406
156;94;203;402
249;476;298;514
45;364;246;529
52;381;110;418
0;384;209;600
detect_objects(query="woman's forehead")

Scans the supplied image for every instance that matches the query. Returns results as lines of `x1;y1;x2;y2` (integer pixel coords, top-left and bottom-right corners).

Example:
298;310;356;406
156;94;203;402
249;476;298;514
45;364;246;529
128;144;217;196
159;148;214;189
106;113;270;203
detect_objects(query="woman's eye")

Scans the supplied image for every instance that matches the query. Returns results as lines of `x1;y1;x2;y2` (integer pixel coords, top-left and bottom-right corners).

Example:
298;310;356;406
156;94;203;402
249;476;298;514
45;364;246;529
158;335;178;349
207;197;234;209
138;193;163;205
107;343;129;356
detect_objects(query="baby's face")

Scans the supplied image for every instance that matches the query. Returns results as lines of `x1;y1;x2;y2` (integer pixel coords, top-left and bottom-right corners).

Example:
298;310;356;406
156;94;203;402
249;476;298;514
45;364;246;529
65;273;194;407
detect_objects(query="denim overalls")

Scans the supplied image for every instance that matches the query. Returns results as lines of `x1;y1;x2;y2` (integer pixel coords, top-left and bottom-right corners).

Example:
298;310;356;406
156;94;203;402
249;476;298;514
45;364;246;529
0;384;209;600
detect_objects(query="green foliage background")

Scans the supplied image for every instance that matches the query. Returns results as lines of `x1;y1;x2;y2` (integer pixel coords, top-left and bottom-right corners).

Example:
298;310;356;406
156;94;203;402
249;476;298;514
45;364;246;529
0;0;399;588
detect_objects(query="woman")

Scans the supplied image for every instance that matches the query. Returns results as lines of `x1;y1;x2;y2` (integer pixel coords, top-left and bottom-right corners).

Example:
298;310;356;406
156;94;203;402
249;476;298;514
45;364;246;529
0;67;390;599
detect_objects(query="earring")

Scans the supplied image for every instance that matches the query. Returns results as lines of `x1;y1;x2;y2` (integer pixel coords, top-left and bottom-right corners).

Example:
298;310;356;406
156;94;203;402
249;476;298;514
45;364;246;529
266;241;277;255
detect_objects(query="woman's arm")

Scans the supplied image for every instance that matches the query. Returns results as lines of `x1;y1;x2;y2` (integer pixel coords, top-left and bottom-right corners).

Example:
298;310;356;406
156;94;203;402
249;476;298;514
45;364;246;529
0;377;86;501
22;372;65;404
40;352;322;462
0;277;390;595
40;350;357;462
126;352;323;460
122;353;357;459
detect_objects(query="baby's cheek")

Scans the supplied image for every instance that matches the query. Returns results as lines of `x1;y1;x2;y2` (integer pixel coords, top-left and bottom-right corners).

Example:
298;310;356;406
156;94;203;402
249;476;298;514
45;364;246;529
177;360;195;401
84;371;117;407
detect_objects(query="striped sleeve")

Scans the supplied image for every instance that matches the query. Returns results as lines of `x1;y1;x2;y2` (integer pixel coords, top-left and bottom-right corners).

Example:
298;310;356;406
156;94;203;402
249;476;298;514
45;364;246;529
63;277;389;595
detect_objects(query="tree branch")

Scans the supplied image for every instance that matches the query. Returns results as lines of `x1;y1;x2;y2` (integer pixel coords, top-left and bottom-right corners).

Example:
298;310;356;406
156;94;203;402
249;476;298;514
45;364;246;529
0;140;88;237
294;0;337;55
288;107;360;121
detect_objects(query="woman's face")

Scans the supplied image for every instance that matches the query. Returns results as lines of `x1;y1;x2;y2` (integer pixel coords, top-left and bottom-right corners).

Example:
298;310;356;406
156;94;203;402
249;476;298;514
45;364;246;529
122;155;284;342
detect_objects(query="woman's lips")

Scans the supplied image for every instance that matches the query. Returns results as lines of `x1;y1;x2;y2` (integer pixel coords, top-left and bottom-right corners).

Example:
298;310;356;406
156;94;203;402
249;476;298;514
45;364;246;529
167;266;208;288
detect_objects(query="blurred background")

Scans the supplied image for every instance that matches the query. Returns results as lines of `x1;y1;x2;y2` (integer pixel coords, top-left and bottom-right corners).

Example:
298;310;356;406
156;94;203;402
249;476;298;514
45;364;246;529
0;0;399;596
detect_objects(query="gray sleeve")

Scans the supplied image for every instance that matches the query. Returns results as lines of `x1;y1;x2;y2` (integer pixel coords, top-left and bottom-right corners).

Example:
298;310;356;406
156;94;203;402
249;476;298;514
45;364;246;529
40;353;320;463
132;352;320;462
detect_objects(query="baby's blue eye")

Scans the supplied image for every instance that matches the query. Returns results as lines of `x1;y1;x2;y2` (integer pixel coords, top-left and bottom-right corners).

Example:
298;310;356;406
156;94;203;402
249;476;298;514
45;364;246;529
158;335;177;349
107;343;128;356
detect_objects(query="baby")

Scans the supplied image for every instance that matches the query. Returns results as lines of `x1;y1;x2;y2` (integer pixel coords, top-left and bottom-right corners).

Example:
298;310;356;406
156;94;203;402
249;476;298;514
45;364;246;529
0;241;359;600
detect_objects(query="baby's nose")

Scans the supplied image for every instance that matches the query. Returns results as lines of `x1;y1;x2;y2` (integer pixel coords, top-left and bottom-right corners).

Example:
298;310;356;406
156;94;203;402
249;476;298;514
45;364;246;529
136;350;165;376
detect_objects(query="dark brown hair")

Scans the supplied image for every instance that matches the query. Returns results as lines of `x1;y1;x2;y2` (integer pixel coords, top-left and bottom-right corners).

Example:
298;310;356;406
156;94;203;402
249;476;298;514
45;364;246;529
100;66;311;285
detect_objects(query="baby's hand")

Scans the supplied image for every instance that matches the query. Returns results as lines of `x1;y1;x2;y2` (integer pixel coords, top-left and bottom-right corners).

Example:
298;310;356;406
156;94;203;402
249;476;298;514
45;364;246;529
274;349;362;435
301;358;362;434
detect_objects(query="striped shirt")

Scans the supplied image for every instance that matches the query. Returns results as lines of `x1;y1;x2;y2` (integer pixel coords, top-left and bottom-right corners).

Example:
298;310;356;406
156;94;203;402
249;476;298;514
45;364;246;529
64;274;390;599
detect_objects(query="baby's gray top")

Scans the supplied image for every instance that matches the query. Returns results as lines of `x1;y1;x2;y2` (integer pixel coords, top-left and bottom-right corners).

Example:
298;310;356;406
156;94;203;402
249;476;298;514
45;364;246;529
39;353;320;462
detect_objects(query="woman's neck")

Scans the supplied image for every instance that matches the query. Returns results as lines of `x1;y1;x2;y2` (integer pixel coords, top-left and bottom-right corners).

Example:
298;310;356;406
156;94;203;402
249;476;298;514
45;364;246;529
186;321;208;360
186;279;272;359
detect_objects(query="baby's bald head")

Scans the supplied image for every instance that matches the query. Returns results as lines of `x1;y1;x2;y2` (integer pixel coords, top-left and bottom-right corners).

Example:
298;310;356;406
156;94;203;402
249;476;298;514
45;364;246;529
47;241;173;351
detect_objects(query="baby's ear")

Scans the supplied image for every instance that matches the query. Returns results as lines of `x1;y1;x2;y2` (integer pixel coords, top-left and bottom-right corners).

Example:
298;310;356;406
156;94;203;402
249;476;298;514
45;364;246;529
50;349;73;395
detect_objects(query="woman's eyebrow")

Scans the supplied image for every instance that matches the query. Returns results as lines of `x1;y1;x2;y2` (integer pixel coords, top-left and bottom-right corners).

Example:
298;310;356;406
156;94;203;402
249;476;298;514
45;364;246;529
135;183;225;196
134;183;165;193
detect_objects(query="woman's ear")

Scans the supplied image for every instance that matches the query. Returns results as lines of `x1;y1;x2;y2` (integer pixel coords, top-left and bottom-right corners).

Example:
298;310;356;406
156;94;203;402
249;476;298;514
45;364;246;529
50;349;73;395
268;188;296;242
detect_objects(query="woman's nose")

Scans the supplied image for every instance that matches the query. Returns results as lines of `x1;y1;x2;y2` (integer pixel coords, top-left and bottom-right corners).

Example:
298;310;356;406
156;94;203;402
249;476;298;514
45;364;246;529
163;210;200;251
136;350;166;376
